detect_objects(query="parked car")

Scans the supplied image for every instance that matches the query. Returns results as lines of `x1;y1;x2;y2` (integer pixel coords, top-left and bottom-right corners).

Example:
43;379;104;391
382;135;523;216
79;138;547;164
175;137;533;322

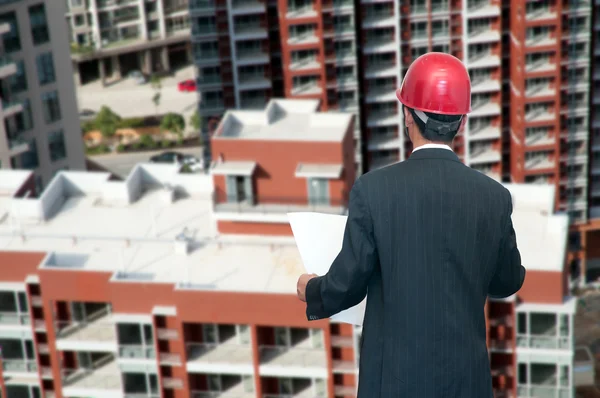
149;151;204;172
177;79;196;92
128;70;147;85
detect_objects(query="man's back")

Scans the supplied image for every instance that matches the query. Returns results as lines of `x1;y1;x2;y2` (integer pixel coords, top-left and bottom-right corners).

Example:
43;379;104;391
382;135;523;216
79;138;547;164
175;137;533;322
356;148;523;398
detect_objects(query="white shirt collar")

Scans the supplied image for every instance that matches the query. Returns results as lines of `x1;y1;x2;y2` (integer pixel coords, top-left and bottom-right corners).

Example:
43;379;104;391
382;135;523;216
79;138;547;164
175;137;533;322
412;143;453;153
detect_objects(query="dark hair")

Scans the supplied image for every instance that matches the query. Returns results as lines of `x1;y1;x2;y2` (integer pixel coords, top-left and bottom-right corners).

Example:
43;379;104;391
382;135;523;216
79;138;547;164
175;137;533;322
405;105;463;143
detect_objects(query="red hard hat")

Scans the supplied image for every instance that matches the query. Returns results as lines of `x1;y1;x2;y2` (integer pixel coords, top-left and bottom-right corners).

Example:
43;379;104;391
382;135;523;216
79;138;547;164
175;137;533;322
396;52;471;115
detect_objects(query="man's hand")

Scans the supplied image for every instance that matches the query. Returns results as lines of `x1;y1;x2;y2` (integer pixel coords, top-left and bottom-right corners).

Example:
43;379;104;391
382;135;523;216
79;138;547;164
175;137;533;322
297;273;317;302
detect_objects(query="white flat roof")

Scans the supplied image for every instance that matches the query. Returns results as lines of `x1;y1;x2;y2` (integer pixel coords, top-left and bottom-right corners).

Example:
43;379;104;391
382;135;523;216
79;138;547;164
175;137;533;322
0;167;568;296
295;163;343;179
214;99;352;142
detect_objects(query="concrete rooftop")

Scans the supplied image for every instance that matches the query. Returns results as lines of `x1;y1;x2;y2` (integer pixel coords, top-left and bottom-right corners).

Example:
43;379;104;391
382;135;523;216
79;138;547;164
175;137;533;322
214;99;352;142
0;166;568;295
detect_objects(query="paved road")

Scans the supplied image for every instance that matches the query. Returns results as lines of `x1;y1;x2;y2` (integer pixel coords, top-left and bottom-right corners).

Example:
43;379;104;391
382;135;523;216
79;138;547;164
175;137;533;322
89;147;203;179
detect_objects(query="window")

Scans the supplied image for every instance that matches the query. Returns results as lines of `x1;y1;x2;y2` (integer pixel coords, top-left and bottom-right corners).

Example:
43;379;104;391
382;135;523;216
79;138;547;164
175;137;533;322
307;178;329;206
225;175;253;203
17;292;28;313
29;4;50;45
41;91;61;124
20;139;39;170
74;14;85;27
9;60;27;93
0;11;21;53
15;99;33;132
36;52;56;85
71;0;84;7
48;129;67;161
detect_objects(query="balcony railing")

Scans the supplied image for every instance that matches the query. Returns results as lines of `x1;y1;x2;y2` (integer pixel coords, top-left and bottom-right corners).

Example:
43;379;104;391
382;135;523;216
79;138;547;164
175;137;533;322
187;342;253;364
2;359;38;373
0;312;30;325
119;344;156;359
259;345;327;368
516;335;571;350
213;194;347;215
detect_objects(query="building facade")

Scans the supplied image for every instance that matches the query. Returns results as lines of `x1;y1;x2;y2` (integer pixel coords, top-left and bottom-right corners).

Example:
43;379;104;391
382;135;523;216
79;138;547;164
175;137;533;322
0;0;86;191
66;0;192;86
0;99;575;398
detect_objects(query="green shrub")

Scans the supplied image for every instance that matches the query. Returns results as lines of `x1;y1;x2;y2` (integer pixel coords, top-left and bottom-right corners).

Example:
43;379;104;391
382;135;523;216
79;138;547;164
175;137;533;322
176;136;184;147
132;142;143;150
118;117;145;129
140;134;155;148
161;140;171;148
116;144;126;152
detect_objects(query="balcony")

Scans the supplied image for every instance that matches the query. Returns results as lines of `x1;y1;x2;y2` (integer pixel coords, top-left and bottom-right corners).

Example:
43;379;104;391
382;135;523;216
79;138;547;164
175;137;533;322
2;359;38;374
231;0;264;15
367;133;400;151
238;74;271;90
471;77;501;94
62;359;122;397
467;27;500;44
234;23;268;40
560;173;587;187
467;53;501;69
364;63;396;78
362;12;395;28
287;5;317;19
525;59;556;74
289;58;320;71
259;345;327;377
363;38;396;54
469;146;501;165
240;97;268;109
0;55;16;79
197;75;222;88
525;84;555;99
326;49;356;63
288;29;318;45
525;34;557;48
560;150;588;165
118;344;156;359
467;1;501;18
365;86;396;103
195;51;220;66
525;156;555;171
469;125;501;141
367;110;399;127
526;7;556;22
323;25;355;38
0;311;30;326
525;133;554;147
186;342;254;374
292;81;322;96
370;155;399;170
470;101;501;117
199;100;225;114
525;109;555;123
236;49;269;66
55;309;117;351
517;385;571;398
192;26;218;38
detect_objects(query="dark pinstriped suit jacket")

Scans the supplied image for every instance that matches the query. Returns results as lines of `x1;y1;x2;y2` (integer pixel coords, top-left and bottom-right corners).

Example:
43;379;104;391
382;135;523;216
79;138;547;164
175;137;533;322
305;148;526;398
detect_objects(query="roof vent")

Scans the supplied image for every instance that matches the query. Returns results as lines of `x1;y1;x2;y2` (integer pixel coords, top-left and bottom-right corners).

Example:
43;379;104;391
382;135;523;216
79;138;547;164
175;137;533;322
161;183;175;204
174;227;191;255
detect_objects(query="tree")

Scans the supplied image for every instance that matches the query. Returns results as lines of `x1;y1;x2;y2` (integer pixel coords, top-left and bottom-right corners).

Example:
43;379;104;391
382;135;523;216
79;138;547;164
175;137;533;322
190;110;202;133
161;113;185;137
150;75;162;115
94;106;121;137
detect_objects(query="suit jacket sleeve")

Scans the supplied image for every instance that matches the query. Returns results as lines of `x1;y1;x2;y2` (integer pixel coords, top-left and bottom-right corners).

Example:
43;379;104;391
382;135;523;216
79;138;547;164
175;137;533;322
305;178;379;321
488;192;526;299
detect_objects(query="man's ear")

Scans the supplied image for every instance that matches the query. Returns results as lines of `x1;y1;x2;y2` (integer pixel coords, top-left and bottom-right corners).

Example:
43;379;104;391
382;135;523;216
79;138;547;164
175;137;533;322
458;115;468;132
403;107;413;127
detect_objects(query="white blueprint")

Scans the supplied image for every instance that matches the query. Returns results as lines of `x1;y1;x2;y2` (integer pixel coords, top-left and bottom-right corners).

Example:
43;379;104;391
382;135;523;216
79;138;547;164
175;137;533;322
288;212;366;326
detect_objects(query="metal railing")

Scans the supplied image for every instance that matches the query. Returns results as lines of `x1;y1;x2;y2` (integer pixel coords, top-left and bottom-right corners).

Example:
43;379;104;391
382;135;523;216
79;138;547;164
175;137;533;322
213;194;347;214
191;392;248;398
2;359;38;373
259;345;327;368
55;309;115;341
516;335;571;350
0;311;30;325
186;342;253;363
119;344;156;359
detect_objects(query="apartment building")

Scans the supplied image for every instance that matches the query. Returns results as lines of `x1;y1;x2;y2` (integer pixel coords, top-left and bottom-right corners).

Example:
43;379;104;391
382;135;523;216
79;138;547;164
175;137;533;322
0;0;86;191
189;0;363;174
66;0;192;86
0;99;574;398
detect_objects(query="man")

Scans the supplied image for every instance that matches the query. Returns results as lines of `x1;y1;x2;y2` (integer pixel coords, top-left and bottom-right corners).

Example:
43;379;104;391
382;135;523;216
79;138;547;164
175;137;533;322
296;53;526;398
